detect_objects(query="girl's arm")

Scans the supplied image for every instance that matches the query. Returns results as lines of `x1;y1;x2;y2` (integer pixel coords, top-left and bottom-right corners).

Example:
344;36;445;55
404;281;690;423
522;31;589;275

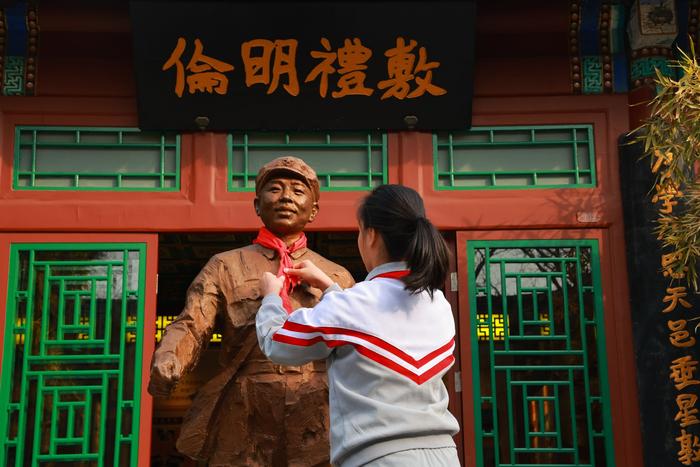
256;271;339;365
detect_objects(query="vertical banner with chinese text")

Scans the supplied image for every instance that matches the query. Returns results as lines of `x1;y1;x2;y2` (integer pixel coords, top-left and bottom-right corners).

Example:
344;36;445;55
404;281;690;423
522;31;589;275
129;1;475;131
620;136;700;467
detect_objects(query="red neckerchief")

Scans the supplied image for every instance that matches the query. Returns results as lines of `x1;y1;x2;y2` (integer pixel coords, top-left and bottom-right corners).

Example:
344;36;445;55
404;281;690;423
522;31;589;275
371;270;410;280
254;227;307;313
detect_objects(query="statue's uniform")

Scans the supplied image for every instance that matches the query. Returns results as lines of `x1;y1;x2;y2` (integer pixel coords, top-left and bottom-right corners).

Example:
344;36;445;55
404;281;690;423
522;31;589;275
151;244;354;466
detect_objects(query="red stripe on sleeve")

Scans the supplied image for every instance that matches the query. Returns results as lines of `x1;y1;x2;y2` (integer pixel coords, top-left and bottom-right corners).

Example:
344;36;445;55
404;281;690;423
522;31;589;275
280;320;454;368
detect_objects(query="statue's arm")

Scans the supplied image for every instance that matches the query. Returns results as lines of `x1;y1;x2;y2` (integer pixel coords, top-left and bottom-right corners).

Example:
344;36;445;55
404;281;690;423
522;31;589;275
339;269;356;289
148;256;222;397
329;267;356;289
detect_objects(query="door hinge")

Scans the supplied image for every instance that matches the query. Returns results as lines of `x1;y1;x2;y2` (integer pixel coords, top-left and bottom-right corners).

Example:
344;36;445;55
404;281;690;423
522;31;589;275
454;371;462;393
450;272;458;292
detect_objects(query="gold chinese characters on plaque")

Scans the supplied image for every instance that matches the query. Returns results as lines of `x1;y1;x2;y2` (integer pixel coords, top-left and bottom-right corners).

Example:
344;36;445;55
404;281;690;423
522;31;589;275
162;36;447;101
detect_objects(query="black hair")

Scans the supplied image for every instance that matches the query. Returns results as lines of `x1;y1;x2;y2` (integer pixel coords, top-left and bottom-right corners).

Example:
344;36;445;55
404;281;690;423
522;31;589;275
358;184;450;298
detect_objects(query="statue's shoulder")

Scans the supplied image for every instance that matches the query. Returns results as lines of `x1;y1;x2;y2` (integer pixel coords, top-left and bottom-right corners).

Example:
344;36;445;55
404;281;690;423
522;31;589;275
303;249;356;288
205;245;271;293
210;244;270;267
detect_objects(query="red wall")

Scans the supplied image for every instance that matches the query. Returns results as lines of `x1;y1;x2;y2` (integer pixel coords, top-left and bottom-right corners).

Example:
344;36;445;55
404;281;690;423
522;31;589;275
0;1;609;233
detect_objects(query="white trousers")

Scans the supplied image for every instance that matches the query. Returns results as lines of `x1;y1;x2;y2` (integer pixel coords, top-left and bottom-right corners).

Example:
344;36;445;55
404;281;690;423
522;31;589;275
362;447;461;466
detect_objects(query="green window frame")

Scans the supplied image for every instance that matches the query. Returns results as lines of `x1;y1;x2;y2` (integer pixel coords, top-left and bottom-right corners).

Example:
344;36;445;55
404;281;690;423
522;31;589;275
433;125;596;190
14;126;181;191
228;132;387;191
0;243;147;466
467;239;615;467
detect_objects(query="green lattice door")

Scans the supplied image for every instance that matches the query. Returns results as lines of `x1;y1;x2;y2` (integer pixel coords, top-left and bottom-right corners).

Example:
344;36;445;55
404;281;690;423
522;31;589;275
468;240;615;467
0;243;148;466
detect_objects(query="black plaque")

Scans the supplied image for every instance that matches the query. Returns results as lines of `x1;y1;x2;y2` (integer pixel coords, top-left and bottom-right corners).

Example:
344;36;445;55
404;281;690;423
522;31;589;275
619;134;700;467
129;1;475;131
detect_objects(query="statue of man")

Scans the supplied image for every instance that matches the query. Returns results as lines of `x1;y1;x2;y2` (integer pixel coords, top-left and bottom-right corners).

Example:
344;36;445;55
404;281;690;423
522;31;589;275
148;156;355;466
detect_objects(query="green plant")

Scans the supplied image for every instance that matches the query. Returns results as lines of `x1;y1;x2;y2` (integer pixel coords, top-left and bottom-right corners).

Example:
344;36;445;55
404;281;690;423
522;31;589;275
635;42;700;291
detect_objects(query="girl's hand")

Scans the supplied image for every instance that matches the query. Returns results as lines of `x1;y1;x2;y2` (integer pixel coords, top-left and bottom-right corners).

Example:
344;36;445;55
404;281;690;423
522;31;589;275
285;260;334;291
261;272;285;296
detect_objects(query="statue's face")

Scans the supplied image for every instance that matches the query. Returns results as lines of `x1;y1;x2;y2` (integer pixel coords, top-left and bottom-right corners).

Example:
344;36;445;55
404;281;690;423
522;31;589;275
254;173;318;237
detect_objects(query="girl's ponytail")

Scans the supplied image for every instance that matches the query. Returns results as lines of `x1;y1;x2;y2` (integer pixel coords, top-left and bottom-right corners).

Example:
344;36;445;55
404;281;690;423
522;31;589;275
358;184;450;298
403;217;450;298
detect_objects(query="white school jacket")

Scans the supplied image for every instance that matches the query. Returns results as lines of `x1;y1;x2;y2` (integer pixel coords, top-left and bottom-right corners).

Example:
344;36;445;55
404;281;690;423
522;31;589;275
256;262;460;467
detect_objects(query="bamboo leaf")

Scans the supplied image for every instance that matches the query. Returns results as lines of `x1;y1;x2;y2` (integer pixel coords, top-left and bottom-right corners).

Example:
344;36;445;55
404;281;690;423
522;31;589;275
638;43;700;292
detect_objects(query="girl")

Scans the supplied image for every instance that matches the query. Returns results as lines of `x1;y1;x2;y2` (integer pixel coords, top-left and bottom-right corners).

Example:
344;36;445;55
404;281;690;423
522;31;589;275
256;184;460;467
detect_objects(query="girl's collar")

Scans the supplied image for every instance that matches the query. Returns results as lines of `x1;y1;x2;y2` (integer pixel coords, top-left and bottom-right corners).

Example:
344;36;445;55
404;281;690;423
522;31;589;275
365;261;409;281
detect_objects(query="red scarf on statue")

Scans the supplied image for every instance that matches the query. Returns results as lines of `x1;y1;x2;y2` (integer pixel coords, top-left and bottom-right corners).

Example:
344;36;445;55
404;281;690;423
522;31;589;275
254;227;307;313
